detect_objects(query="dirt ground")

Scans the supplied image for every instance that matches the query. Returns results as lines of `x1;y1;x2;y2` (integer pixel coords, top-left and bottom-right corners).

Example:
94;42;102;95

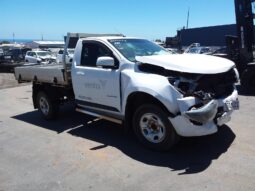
0;72;30;90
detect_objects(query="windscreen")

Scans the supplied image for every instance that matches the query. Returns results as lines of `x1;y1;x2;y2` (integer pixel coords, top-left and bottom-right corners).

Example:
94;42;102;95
37;52;51;57
188;48;200;54
109;39;170;62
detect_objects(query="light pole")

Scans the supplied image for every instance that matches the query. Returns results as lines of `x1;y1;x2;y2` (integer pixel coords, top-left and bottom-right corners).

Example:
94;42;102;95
12;33;15;43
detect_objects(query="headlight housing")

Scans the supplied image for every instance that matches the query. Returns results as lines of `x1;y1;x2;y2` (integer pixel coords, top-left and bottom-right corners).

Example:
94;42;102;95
169;68;238;100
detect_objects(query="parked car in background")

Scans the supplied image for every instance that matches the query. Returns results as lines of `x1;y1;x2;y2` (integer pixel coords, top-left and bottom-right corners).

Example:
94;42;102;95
210;47;228;59
184;47;212;55
56;49;74;64
5;48;32;63
25;51;56;64
0;48;4;63
165;48;178;54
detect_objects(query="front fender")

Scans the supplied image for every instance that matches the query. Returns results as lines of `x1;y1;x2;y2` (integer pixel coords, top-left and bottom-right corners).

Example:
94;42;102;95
121;70;183;115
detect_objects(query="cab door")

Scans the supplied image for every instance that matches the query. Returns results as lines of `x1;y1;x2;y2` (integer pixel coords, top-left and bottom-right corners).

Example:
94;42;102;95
72;41;121;112
30;52;37;63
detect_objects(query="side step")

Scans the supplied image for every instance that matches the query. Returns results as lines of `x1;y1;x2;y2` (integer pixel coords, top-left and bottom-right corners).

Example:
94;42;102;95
76;108;122;124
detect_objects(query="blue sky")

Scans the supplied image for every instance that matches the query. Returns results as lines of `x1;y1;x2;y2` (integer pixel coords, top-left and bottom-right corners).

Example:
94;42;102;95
0;0;236;40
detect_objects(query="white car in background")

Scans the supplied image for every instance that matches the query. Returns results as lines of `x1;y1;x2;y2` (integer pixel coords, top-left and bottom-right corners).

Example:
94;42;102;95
184;47;212;55
56;49;74;64
166;48;178;54
25;51;56;64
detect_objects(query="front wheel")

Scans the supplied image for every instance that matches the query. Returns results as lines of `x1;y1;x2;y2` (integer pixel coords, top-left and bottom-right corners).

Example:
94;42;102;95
36;92;59;120
133;104;179;151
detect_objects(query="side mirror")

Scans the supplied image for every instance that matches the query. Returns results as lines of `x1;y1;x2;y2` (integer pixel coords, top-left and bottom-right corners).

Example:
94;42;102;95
96;56;115;68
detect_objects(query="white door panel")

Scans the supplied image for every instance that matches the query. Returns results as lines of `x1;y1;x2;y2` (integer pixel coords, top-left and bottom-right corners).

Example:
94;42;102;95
73;66;121;111
72;41;121;112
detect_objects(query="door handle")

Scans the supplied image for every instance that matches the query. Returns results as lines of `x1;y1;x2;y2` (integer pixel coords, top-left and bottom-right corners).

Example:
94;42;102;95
77;71;85;75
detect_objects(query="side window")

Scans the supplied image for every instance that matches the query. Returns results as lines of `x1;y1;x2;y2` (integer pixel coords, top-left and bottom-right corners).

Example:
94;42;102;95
80;43;114;67
80;44;91;66
98;46;112;57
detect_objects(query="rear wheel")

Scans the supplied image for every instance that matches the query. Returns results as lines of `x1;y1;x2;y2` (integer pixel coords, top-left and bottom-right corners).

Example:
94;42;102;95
132;104;179;151
36;92;59;120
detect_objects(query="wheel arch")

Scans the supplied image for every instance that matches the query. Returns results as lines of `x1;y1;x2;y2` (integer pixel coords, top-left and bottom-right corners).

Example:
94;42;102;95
124;91;175;132
32;83;63;109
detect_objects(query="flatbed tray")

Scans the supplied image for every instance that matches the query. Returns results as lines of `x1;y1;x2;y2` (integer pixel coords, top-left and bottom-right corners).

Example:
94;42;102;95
14;64;69;85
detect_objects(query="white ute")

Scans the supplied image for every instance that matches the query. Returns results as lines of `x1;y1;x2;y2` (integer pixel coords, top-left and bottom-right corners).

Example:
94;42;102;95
15;33;239;151
56;49;74;64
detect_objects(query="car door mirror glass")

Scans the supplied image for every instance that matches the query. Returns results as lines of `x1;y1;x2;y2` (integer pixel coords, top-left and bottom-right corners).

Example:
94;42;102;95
96;56;115;68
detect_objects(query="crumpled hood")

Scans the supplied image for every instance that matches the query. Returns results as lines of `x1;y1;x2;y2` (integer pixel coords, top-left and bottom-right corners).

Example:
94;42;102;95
39;55;51;59
136;54;235;74
39;55;56;60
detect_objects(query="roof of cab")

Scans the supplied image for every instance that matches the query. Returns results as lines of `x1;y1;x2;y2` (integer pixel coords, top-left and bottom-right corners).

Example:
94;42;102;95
80;36;146;41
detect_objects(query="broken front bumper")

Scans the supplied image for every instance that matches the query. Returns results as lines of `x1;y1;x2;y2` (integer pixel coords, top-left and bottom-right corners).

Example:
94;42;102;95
169;89;239;137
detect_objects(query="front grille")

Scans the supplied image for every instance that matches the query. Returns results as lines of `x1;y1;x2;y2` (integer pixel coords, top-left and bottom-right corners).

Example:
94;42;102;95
195;69;236;98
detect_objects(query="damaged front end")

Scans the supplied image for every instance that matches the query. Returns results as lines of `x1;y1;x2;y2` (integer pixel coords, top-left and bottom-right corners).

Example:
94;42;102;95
167;68;239;136
137;54;239;137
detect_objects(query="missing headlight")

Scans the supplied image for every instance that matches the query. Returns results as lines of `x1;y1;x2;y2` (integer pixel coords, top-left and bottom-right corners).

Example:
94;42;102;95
169;68;237;100
168;77;199;96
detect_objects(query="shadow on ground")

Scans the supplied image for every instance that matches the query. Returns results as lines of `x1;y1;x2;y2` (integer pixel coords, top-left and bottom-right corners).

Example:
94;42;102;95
12;104;236;175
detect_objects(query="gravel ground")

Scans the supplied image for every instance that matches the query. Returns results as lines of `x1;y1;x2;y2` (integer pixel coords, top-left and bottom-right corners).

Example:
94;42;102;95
0;72;30;90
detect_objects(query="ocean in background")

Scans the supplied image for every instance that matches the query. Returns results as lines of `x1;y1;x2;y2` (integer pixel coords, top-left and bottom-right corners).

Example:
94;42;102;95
0;39;60;43
0;39;34;43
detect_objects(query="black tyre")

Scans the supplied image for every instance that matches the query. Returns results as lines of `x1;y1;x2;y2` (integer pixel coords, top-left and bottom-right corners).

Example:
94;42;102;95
36;92;59;120
132;104;179;151
241;67;255;93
